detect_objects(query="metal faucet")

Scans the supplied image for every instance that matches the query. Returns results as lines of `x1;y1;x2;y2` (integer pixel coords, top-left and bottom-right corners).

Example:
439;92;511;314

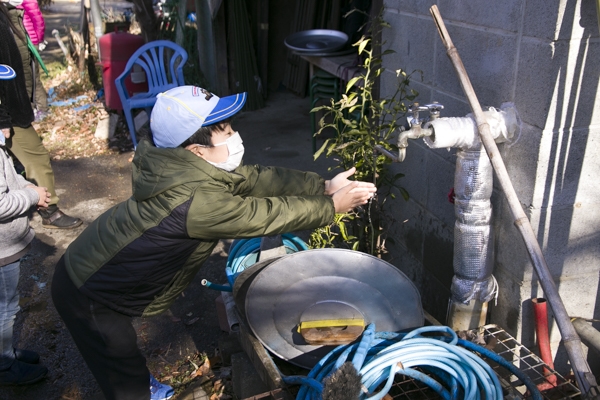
374;102;444;162
396;102;444;161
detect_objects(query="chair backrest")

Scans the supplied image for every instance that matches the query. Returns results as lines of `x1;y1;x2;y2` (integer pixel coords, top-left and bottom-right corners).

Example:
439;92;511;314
119;40;188;98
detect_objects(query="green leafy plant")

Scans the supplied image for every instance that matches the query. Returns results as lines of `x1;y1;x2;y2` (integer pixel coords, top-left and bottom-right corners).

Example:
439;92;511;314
309;11;418;257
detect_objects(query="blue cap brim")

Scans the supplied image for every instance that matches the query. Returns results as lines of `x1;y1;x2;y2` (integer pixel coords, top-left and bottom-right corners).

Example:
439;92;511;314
204;92;247;126
0;65;16;80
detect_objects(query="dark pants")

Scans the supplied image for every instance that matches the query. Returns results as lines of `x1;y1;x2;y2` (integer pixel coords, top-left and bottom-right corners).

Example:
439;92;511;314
51;256;150;400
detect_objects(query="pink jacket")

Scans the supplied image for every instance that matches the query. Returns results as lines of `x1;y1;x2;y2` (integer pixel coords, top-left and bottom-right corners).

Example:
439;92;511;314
17;0;45;45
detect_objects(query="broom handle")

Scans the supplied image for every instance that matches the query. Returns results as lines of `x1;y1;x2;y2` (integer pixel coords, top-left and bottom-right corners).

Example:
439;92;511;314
429;5;600;398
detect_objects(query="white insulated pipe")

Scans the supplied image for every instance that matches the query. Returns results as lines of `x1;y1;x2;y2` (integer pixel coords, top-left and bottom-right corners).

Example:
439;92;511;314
422;104;519;329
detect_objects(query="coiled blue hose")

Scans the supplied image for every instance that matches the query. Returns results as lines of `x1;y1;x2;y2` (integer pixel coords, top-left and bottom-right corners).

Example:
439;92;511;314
290;324;543;400
201;233;309;292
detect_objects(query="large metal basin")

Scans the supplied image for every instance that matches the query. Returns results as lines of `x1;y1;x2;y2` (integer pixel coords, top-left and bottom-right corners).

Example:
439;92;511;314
242;249;424;369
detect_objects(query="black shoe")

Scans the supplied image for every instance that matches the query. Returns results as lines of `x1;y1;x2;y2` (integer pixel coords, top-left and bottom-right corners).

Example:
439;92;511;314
0;359;47;386
14;349;39;364
38;205;82;229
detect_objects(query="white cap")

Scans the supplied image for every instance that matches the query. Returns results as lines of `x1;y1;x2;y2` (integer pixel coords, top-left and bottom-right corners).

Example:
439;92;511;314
150;86;247;148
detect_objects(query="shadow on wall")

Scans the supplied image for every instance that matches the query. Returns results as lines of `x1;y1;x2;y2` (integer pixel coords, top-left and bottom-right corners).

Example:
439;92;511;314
528;0;600;374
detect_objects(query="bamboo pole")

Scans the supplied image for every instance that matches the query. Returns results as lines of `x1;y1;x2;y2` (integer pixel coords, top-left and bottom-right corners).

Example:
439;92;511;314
429;5;600;399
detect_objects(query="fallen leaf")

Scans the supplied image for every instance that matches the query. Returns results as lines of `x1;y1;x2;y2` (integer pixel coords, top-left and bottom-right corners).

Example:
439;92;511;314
213;379;223;391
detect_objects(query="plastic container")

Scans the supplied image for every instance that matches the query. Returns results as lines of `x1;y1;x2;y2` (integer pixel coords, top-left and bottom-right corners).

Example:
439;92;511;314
98;32;147;110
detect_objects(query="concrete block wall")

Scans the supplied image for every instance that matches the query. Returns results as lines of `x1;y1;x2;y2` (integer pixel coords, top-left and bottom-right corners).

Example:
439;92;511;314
379;0;600;373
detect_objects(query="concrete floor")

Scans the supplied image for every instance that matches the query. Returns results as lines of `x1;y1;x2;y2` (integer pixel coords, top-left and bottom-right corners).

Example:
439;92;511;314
236;89;337;178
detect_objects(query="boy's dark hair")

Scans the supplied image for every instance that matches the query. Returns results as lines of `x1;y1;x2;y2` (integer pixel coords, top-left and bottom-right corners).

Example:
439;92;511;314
179;118;233;148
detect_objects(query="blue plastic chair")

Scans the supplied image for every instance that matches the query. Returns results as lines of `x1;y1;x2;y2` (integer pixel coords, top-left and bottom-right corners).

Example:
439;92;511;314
115;40;188;148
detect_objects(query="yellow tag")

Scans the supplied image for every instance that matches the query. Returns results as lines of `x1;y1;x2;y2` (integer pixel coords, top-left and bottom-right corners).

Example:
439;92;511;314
297;319;365;332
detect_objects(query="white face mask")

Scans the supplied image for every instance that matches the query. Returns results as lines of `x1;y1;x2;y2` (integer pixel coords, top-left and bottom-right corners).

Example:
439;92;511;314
5;0;24;6
206;131;244;171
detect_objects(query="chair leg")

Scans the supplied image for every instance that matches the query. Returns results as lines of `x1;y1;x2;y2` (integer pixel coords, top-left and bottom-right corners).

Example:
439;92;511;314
123;107;138;149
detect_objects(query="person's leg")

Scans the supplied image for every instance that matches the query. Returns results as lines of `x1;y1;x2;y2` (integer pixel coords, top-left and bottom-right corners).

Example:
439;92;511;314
7;126;82;229
0;261;20;369
0;261;47;385
33;62;49;120
7;125;56;204
51;257;150;400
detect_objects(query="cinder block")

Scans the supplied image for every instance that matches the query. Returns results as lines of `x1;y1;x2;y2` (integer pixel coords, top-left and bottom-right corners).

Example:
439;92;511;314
382;13;436;83
387;142;429;205
385;241;451;324
384;196;426;263
434;26;518;107
531;204;600;277
514;41;561;130
424;153;455;228
522;0;591;41
502;122;540;206
383;0;430;15
437;0;521;32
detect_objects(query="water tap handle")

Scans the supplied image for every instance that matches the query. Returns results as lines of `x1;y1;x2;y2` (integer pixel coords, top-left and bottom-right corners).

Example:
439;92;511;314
424;102;444;118
408;103;430;126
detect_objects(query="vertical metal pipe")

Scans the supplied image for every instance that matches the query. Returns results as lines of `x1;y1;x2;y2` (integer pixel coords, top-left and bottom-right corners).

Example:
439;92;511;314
532;298;557;386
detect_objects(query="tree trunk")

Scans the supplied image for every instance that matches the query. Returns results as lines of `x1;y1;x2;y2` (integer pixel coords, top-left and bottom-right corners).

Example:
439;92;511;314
175;0;187;46
132;0;158;42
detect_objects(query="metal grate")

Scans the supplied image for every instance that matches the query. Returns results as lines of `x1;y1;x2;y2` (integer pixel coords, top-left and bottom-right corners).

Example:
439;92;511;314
383;324;581;400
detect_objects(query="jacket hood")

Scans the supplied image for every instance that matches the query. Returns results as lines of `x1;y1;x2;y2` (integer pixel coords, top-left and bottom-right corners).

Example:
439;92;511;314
132;139;245;201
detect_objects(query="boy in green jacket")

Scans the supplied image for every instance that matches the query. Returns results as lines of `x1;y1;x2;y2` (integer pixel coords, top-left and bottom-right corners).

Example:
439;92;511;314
51;86;375;400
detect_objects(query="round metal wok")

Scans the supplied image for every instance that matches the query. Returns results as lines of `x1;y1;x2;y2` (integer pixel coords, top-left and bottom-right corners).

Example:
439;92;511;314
284;29;349;53
244;249;424;369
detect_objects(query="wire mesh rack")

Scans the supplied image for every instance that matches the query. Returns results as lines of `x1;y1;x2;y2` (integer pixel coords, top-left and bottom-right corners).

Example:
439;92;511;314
383;324;581;400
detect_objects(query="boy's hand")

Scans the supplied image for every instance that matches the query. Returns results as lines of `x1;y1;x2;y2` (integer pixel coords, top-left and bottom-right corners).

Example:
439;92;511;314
331;182;375;213
2;128;10;139
325;167;376;195
28;185;51;208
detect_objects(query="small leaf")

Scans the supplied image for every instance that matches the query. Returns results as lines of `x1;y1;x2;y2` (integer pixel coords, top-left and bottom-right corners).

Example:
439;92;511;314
313;139;330;160
346;77;361;92
399;187;410;201
358;39;369;54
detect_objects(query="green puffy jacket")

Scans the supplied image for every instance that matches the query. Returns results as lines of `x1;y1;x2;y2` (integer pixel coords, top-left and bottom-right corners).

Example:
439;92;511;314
63;139;335;317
